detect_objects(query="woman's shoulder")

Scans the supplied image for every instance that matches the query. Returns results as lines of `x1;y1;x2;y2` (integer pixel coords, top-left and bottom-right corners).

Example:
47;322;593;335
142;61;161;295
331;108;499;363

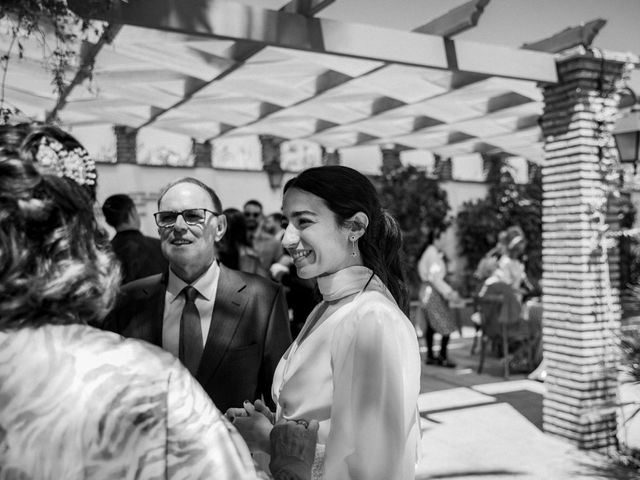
36;324;182;378
337;290;409;333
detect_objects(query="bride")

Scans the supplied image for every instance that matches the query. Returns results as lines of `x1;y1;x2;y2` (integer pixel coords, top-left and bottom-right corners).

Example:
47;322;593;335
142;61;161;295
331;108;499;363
228;165;421;480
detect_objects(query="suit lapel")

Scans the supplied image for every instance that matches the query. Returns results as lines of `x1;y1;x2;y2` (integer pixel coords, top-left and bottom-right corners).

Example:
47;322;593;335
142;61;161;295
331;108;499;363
133;273;166;347
196;265;247;383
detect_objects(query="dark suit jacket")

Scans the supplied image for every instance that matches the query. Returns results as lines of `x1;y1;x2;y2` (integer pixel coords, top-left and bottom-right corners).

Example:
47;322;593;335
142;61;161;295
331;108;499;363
103;264;292;412
111;230;168;284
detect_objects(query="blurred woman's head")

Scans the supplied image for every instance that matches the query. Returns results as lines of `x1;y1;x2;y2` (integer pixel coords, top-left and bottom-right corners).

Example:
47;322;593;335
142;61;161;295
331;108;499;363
504;225;526;259
281;165;408;312
0;126;118;329
217;207;250;270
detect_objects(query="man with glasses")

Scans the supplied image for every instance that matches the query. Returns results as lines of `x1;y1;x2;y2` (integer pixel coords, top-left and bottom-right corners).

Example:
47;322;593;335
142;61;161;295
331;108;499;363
104;178;292;412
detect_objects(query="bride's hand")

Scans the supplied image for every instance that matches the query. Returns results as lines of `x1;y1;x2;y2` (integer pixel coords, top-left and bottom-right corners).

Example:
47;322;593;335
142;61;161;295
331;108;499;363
253;398;275;424
229;400;273;454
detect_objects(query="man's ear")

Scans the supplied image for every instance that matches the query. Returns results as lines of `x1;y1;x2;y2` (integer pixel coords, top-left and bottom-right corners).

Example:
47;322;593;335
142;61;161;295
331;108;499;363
215;214;227;241
346;212;369;240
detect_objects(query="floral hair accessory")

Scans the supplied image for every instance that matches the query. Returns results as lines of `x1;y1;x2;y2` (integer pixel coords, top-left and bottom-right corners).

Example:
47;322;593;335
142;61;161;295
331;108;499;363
35;136;97;187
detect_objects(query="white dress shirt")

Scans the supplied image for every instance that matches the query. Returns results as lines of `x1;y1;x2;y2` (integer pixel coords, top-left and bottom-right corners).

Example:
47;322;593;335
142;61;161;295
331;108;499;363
162;261;221;357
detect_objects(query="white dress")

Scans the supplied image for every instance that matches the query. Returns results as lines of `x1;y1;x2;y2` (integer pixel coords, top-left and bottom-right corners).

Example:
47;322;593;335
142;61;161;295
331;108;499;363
271;266;421;480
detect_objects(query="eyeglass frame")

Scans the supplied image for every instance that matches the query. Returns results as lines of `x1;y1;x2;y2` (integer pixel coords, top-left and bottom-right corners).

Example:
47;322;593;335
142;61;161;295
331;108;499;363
153;208;219;228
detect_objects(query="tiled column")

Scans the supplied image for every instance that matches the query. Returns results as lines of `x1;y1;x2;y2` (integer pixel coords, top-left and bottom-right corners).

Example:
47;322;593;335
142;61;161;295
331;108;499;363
260;135;285;190
192;140;212;168
114;125;137;164
380;144;403;175
539;48;635;449
434;154;453;180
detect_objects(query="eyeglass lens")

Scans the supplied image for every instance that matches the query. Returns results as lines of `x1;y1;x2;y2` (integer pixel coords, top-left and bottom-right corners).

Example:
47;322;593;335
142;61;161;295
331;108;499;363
155;209;209;227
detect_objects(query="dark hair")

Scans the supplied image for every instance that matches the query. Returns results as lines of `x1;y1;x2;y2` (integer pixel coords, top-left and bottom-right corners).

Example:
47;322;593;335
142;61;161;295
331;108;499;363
217;208;251;270
243;199;263;211
0;146;119;329
102;194;135;228
157;177;222;213
283;165;408;313
424;228;443;250
267;212;284;224
0;123;97;200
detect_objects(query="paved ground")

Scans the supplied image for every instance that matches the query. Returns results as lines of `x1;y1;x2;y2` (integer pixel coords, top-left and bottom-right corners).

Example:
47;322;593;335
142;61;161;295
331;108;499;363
414;328;639;479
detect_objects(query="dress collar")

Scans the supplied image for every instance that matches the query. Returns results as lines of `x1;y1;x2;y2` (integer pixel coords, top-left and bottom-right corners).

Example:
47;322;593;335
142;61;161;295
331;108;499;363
317;266;374;302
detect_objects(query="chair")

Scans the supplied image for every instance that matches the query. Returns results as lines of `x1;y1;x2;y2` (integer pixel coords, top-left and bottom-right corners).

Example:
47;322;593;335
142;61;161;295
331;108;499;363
475;289;533;379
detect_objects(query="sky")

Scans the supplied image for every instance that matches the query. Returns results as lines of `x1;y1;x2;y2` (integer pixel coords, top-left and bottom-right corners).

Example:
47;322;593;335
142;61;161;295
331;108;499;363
312;0;640;172
320;0;640;91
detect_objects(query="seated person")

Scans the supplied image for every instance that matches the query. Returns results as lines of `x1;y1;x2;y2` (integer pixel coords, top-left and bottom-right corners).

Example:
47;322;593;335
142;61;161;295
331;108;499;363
478;227;534;365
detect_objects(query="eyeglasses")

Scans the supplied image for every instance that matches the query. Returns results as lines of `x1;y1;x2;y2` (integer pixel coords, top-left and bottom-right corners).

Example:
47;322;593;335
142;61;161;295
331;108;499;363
154;208;218;228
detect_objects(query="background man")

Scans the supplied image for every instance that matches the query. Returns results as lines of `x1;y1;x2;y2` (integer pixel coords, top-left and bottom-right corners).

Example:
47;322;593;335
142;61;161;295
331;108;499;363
243;199;284;277
102;193;168;284
105;178;292;412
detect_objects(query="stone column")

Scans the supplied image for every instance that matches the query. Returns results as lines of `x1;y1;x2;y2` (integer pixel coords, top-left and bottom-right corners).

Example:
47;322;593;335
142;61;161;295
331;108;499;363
433;154;453;180
259;135;285;190
322;147;341;166
192;140;212;168
539;47;636;449
114;125;137;164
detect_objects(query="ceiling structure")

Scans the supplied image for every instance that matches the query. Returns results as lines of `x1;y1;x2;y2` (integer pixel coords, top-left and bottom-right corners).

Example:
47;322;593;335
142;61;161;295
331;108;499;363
0;0;581;165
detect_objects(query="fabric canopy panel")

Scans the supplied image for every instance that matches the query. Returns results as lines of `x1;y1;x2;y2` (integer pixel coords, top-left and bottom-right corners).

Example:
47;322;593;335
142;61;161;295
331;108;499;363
1;0;559;165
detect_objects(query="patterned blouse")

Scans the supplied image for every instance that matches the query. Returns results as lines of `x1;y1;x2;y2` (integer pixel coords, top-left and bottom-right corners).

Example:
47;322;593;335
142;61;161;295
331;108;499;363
0;324;262;480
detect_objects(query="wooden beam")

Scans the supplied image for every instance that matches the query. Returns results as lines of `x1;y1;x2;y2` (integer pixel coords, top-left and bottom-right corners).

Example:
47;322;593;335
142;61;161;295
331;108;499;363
67;0;340;131
282;0;336;16
68;0;557;82
414;0;491;37
522;19;607;53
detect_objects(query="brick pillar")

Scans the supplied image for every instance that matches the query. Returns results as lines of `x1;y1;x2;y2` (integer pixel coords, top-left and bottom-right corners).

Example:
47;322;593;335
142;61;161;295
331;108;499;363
322;147;341;166
380;144;402;175
114;125;137;164
192;140;212;168
539;48;635;449
434;154;453;180
259;135;285;190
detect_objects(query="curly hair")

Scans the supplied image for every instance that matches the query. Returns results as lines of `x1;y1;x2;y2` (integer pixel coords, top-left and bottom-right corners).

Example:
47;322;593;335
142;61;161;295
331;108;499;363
283;165;409;314
0;150;120;329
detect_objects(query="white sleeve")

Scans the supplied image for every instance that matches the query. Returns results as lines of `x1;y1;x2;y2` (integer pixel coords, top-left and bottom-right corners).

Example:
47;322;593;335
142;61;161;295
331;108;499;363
324;300;420;480
166;360;262;480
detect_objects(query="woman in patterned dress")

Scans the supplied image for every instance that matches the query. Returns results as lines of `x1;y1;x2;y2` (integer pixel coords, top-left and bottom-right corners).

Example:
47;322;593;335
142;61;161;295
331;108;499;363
228;166;421;480
0;124;316;480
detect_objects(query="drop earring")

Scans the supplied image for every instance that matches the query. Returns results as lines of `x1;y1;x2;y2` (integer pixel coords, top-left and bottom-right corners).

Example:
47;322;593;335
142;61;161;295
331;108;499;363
350;235;358;257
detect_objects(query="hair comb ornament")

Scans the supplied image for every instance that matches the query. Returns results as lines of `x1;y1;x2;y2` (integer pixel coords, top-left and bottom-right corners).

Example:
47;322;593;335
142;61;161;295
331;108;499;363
35;136;97;188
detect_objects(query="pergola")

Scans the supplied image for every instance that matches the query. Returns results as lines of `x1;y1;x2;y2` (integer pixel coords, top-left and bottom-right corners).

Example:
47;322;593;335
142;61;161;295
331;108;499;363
2;0;639;450
4;0;561;164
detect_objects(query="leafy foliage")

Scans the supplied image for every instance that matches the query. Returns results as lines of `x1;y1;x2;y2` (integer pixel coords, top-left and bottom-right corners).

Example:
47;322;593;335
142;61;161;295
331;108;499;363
456;157;542;294
379;165;451;295
0;0;108;121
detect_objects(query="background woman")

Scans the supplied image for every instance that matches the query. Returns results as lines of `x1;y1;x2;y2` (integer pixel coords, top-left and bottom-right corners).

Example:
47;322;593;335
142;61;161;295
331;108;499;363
229;165;421;480
417;229;461;367
217;207;268;277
